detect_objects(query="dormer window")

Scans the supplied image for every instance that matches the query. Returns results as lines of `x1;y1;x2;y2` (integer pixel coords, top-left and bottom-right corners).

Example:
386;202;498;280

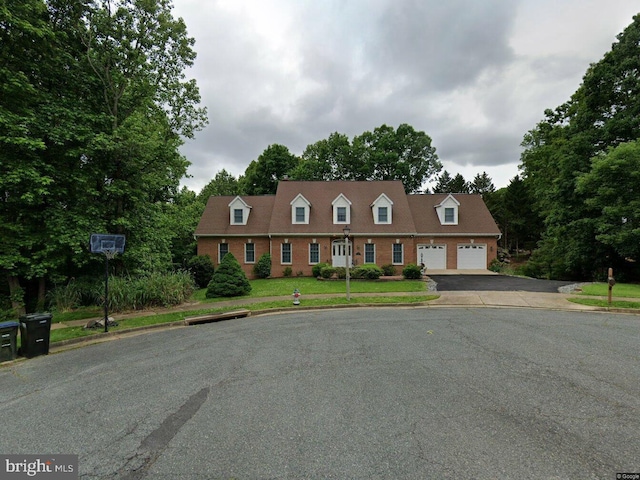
290;193;311;225
332;194;351;224
371;193;393;224
228;196;251;225
444;207;455;223
435;194;459;225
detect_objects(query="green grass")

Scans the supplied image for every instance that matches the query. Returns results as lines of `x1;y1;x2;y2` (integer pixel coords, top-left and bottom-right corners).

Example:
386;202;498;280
569;297;640;309
578;282;640;298
51;307;103;324
192;277;425;302
48;294;438;344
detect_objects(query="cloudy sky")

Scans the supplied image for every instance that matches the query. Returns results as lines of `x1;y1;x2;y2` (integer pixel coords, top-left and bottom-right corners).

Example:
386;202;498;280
171;0;638;193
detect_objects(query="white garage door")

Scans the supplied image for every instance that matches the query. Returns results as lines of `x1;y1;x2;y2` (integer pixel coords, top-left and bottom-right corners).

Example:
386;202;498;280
417;244;446;270
457;244;487;270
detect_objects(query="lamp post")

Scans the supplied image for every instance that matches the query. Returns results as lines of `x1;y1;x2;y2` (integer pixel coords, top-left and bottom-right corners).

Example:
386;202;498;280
343;225;351;301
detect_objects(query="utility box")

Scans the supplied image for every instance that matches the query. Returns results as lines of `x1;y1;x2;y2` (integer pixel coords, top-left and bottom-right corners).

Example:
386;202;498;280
0;321;20;362
19;313;53;358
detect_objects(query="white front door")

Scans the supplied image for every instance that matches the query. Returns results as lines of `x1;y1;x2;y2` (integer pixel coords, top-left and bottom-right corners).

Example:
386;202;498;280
417;244;447;270
332;240;353;267
457;244;487;269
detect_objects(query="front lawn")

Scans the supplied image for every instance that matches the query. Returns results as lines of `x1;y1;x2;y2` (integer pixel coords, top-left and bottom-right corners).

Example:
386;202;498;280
192;277;426;302
578;282;640;298
569;298;640;309
48;294;437;344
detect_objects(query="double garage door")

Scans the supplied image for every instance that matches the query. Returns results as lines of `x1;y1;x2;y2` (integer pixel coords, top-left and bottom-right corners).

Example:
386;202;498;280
417;244;487;270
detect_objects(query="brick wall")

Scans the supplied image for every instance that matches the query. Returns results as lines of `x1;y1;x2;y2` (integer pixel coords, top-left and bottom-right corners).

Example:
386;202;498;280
198;235;499;277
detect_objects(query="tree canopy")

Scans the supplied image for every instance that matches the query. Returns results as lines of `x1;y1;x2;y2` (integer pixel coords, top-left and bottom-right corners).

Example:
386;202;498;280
291;124;441;193
520;14;640;279
1;0;207;311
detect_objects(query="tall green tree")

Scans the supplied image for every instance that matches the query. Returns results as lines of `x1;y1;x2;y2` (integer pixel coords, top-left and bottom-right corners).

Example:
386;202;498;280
469;172;495;194
520;14;640;279
1;0;207;311
289;124;441;193
198;169;241;202
352;124;441;193
240;144;299;195
290;132;358;181
577;140;640;264
432;170;453;193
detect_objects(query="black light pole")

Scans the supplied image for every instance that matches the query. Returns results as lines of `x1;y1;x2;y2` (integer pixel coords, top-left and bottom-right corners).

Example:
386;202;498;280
343;225;351;301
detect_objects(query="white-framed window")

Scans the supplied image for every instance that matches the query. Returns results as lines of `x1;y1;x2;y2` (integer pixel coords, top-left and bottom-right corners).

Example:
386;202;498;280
371;193;393;224
332;194;351;224
309;243;320;264
281;243;292;264
435;194;459;225
228;196;251;225
219;243;229;263
245;243;255;263
364;243;375;264
444;207;455;223
392;243;404;265
290;194;311;224
378;207;388;223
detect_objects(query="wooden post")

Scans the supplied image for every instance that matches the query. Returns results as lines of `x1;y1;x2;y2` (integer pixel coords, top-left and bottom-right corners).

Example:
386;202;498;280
607;267;614;306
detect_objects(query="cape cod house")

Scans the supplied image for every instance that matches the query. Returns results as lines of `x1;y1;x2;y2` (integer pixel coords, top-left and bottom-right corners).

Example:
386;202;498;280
195;180;501;278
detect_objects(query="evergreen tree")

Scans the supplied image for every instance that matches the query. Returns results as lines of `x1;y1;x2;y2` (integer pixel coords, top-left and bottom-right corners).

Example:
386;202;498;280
206;253;251;298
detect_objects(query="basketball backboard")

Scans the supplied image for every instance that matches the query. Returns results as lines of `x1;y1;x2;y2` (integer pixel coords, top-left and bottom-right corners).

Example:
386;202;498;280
90;234;126;254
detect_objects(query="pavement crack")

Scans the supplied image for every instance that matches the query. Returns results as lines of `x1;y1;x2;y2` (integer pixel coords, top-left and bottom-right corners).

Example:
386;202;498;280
116;386;210;479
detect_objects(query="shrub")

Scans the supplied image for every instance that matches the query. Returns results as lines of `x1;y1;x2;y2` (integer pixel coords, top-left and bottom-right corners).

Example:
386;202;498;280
283;266;293;277
352;264;384;280
381;264;396;276
206;253;252;298
253;253;272;279
47;281;82;312
320;266;336;279
187;255;215;288
488;258;503;273
402;263;422;279
94;271;195;312
312;262;330;277
335;267;346;279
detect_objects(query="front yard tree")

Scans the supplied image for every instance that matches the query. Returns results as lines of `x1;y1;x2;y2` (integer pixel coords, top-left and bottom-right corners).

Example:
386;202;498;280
206;253;252;298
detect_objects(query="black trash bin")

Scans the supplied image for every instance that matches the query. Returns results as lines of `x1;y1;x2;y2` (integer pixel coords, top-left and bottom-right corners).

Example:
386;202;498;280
0;321;20;362
19;313;53;358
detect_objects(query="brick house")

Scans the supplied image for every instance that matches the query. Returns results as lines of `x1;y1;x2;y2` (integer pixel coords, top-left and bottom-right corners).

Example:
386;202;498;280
195;180;501;278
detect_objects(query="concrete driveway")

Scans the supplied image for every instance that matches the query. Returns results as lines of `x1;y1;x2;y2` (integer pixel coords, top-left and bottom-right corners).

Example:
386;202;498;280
428;274;576;293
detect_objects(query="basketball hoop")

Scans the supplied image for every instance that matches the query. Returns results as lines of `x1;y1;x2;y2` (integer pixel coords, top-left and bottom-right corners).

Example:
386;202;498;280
103;248;117;260
90;234;126;333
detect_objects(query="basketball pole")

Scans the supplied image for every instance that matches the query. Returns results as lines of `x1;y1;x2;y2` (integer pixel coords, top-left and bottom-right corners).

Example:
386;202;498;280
104;253;109;333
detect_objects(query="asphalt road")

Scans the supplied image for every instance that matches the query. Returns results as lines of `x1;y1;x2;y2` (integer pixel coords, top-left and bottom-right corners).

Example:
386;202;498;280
429;274;576;292
1;308;639;479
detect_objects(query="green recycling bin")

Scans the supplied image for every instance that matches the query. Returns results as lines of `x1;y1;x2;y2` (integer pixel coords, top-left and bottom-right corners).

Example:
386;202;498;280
19;313;53;358
0;321;20;362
